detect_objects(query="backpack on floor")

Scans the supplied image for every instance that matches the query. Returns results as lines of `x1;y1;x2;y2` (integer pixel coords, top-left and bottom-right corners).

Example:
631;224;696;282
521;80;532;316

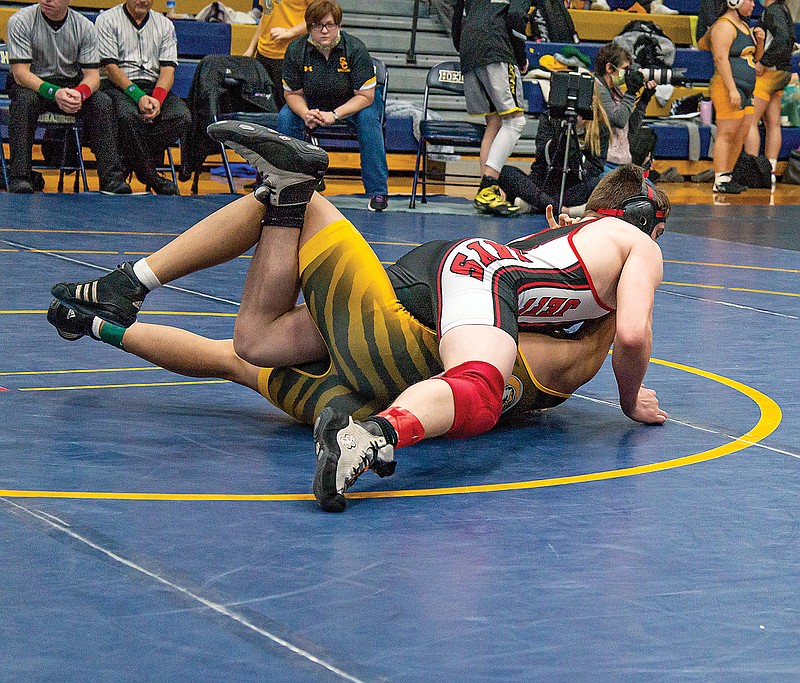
732;152;773;189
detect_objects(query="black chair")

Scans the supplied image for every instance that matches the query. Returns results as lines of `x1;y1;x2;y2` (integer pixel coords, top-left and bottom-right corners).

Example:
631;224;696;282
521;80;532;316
409;60;485;209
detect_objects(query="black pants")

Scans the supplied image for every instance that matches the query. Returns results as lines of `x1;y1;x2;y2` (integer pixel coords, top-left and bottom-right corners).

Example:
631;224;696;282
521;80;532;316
102;81;192;185
498;165;602;212
255;53;284;110
7;77;126;187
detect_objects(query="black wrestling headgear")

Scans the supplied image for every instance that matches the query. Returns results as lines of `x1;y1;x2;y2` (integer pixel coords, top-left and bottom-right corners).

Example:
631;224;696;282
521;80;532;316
595;179;666;234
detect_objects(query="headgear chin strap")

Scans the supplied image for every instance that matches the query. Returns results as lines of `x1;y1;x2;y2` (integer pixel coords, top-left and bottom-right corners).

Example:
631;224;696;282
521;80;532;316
594;179;665;234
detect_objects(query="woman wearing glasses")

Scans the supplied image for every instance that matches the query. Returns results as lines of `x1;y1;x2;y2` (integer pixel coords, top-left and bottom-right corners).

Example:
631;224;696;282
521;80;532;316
277;0;390;211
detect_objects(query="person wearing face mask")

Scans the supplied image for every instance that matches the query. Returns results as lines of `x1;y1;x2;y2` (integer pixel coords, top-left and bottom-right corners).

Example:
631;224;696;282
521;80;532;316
708;0;764;193
593;42;657;175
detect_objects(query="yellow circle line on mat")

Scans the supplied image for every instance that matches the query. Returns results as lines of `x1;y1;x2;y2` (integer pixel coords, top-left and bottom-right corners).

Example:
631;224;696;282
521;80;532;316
0;358;782;502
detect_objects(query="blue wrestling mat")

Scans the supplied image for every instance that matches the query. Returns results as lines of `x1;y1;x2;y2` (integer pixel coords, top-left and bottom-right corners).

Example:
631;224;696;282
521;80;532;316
1;192;798;681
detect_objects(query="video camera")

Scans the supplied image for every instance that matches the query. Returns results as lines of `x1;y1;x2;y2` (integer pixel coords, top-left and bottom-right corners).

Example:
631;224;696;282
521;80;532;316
547;71;594;120
635;65;687;87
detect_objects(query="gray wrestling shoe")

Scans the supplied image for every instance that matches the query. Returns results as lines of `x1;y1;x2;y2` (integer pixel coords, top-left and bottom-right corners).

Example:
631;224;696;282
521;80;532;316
312;407;396;513
207;121;328;206
50;261;147;328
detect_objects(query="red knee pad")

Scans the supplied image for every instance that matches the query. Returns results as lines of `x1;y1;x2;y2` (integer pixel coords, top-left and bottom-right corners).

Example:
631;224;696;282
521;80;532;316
439;361;505;438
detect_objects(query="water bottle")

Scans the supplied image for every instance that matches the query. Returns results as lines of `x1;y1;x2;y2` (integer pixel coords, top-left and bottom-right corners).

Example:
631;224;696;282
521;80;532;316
166;0;176;16
699;98;713;125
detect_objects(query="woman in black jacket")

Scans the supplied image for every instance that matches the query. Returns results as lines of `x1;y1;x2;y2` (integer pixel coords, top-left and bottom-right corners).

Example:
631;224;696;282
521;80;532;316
745;0;795;184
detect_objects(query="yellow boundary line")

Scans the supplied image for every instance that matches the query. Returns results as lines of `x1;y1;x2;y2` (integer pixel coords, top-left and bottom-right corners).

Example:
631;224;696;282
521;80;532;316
0;358;782;502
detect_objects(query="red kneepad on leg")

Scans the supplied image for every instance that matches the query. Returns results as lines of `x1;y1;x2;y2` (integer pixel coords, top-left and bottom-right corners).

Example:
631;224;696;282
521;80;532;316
439;361;505;438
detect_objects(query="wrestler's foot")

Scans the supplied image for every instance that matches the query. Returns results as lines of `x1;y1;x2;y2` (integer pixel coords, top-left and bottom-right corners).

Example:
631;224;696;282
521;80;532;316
46;300;94;341
50;261;147;328
206;121;328;206
312;407;396;512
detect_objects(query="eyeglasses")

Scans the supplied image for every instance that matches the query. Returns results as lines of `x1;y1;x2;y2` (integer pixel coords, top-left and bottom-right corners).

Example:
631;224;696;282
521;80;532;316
311;22;339;31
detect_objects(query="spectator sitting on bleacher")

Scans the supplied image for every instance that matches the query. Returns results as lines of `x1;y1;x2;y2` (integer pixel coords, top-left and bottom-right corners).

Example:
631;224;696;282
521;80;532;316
243;0;312;110
497;83;611;214
594;43;656;174
708;0;764;193
96;0;191;195
277;0;389;211
5;0;131;194
744;0;794;185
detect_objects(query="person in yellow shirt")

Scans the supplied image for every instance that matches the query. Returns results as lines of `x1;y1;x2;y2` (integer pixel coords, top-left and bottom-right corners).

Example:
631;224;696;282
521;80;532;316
243;0;313;108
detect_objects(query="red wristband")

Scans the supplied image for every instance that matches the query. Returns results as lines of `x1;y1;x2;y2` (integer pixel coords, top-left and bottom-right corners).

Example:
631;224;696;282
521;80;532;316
75;84;92;101
152;86;168;104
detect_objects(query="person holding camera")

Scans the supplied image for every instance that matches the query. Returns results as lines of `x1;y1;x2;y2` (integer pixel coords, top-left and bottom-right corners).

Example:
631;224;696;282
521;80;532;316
708;0;764;193
744;0;794;186
497;85;611;213
594;43;657;174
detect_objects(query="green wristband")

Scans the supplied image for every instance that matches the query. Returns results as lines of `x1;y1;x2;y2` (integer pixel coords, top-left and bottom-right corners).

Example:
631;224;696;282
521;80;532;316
38;81;60;100
97;321;126;350
124;83;147;103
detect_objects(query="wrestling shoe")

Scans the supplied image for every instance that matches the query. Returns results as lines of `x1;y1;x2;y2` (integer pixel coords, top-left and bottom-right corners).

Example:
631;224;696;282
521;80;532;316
46;300;93;341
50;261;147;328
312;407;396;513
474;185;520;217
206;120;328;206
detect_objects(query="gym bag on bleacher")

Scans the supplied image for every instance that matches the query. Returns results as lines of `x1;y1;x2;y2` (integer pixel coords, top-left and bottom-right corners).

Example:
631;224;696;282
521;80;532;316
528;0;580;44
732;151;773;189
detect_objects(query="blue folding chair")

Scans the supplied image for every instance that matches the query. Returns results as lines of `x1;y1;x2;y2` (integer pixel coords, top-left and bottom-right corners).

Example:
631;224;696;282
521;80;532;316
409;60;485;208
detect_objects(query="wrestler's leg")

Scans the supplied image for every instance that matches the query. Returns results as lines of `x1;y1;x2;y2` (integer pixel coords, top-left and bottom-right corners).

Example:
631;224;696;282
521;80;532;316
231;192;345;366
121;322;262;391
384;325;517;438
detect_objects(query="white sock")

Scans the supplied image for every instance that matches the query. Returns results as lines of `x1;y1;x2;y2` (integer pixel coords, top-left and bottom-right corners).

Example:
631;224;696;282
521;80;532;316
714;172;732;186
133;258;162;291
769;158;778;172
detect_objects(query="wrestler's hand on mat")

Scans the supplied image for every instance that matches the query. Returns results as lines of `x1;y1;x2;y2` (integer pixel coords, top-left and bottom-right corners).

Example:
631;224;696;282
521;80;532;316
625;385;668;425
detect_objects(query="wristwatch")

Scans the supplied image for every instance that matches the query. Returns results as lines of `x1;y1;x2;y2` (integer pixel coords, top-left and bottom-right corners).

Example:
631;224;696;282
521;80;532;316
332;110;340;121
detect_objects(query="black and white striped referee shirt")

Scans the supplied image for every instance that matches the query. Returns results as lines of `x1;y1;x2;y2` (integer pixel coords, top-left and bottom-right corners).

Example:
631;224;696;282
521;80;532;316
7;5;99;80
95;4;178;83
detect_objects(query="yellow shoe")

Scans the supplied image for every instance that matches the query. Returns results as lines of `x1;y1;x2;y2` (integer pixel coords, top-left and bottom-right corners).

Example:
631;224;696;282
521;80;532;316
474;185;520;217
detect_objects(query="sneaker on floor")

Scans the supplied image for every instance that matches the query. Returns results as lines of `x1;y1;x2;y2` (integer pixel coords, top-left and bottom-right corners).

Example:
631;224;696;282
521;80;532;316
50;261;147;328
312;407;394;512
713;179;747;194
150;174;180;196
368;194;388;212
657;166;684;183
207;120;328;206
46;300;94;341
100;178;133;195
474;185;520;217
690;169;715;183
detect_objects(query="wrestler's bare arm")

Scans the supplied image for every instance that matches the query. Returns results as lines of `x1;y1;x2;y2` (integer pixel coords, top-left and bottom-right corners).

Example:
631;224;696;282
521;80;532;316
612;237;668;425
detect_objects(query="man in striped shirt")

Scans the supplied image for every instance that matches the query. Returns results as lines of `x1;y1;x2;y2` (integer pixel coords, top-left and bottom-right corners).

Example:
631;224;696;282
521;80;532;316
96;0;191;195
6;0;132;194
